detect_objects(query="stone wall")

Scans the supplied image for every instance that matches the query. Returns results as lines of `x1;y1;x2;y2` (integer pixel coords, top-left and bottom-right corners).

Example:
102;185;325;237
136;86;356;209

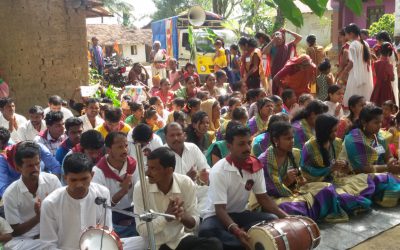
0;0;88;114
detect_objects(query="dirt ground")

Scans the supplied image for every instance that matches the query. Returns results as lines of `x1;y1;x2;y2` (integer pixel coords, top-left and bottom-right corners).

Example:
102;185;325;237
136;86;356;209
351;225;400;250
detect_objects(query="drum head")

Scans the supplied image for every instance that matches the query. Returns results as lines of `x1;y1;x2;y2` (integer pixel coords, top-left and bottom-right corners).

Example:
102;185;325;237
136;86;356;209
248;226;279;250
80;228;120;250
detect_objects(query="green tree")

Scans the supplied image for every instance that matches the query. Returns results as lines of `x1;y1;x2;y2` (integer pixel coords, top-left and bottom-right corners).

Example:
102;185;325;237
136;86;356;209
212;0;242;18
368;14;395;38
102;0;134;26
152;0;212;21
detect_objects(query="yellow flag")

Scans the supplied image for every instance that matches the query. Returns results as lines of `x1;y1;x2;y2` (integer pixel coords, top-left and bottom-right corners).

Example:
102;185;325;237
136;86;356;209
113;41;120;55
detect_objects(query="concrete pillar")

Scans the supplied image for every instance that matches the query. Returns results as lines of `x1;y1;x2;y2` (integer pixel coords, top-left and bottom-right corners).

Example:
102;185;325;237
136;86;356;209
0;0;88;114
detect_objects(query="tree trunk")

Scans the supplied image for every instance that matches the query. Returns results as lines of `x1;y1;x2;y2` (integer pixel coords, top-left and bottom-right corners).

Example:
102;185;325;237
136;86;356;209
273;7;285;32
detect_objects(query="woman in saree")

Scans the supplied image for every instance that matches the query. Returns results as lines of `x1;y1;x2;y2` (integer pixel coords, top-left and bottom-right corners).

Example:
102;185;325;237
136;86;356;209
248;97;274;137
255;121;348;222
200;99;221;137
301;114;373;215
185;111;214;153
252;112;289;158
291;100;328;149
336;95;366;139
341;104;400;207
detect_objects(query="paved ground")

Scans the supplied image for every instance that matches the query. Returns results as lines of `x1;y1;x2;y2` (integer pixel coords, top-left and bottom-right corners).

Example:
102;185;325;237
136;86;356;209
351;225;400;250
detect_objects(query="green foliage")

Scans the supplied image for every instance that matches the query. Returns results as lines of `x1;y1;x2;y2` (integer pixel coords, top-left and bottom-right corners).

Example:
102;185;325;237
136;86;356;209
368;14;395;37
152;0;211;21
102;0;134;26
239;0;274;34
188;26;197;63
105;85;121;107
89;68;102;85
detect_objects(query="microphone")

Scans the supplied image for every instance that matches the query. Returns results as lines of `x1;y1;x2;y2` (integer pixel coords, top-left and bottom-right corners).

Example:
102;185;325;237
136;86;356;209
95;197;107;205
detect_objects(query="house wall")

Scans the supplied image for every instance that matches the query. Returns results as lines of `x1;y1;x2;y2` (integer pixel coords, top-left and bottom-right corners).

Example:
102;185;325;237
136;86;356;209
342;0;395;29
122;44;147;63
286;11;333;48
0;0;88;114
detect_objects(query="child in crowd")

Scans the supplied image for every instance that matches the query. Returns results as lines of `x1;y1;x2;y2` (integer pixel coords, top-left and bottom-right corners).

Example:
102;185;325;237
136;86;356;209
154;78;174;110
142;107;162;132
221;97;241;121
229;44;241;83
247;88;266;118
150;75;161;96
218;95;230;116
230;80;247;102
381;100;396;130
270;95;286;114
166;97;185;124
125;102;144;128
213;40;228;72
183;62;201;87
370;42;395;106
325;85;344;118
184;98;201;125
215;70;232;96
168;58;182;91
316;59;334;101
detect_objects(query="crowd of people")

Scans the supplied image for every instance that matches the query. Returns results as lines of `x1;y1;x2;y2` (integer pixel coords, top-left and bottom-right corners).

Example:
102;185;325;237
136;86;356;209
0;22;400;250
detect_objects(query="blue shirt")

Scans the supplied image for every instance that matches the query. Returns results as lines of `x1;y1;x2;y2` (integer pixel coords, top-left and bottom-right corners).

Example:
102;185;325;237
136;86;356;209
0;143;61;197
55;139;74;165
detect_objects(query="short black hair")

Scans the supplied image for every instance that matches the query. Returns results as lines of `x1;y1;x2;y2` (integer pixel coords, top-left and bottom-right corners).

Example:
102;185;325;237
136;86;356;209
63;152;94;175
80;130;104;150
0;127;10;146
45;111;64;126
28;105;44;115
318;59;331;72
129;102;143;112
105;131;127;148
104;107;122;123
132;123;153;143
164;122;183;136
306;34;316;46
231;81;243;92
225;124;251;144
147;147;176;170
255;32;270;42
15;141;40;166
65;117;83;132
172;98;185;108
0;98;8;109
48;95;63;106
360;29;369;37
85;98;100;106
215;70;227;80
232;107;248;121
149;96;161;106
1;98;14;107
282;89;295;102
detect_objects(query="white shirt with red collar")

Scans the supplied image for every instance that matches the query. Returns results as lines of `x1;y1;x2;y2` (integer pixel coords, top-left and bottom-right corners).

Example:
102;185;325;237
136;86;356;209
34;130;66;156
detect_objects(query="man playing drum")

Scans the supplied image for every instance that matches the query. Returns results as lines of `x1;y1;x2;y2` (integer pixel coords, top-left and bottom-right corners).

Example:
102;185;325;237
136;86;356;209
40;153;146;250
199;124;288;250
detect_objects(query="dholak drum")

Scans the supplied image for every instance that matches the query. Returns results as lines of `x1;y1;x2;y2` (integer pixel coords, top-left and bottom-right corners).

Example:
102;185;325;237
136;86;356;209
80;226;123;250
248;216;321;250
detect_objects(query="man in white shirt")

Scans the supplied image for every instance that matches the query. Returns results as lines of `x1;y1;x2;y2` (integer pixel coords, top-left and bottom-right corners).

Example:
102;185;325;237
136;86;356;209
17;105;46;141
43;95;74;121
0;98;27;143
199;124;287;250
92;132;138;237
34;111;66;156
164;122;210;212
128;123;163;168
2;141;61;250
40;152;145;250
133;147;222;250
79;98;104;132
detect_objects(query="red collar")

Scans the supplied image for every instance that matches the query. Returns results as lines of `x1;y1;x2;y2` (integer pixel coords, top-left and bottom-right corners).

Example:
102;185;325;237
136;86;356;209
226;154;263;174
104;121;125;133
96;156;136;182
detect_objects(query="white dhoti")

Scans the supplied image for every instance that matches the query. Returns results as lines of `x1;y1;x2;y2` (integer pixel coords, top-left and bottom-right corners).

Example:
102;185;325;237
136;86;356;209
4;238;54;250
121;236;148;250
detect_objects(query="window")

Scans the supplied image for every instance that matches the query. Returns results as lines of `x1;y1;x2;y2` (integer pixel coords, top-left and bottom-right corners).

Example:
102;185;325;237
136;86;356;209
367;6;385;28
131;45;137;55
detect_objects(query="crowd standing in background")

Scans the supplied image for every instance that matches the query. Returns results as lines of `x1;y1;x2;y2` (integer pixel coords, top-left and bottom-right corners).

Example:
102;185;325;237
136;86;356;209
1;22;400;250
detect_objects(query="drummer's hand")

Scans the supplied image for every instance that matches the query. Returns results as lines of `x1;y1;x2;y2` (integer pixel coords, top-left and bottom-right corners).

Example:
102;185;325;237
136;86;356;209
237;229;251;250
186;166;197;181
120;174;133;192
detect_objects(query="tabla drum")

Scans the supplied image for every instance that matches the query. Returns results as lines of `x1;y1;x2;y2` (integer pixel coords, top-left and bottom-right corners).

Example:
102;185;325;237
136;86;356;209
80;226;123;250
248;216;321;250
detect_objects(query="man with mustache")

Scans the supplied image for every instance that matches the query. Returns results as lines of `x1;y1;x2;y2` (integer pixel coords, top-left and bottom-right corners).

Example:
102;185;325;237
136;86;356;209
92;131;138;237
2;141;61;249
199;124;288;250
133;147;222;250
164;122;210;212
18;105;46;141
0;98;27;143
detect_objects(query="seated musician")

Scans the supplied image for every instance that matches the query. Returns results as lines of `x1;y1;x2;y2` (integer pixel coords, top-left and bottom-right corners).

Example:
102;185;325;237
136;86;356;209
255;121;348;222
92;132;138;237
133;147;222;250
199;124;287;250
3;141;61;249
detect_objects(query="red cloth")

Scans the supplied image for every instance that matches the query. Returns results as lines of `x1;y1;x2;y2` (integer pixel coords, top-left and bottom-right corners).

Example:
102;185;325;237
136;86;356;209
4;144;17;170
71;143;103;164
271;41;296;78
104;121;125;133
370;57;395;107
96;156;136;182
272;55;316;97
226;155;263;174
154;90;174;110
